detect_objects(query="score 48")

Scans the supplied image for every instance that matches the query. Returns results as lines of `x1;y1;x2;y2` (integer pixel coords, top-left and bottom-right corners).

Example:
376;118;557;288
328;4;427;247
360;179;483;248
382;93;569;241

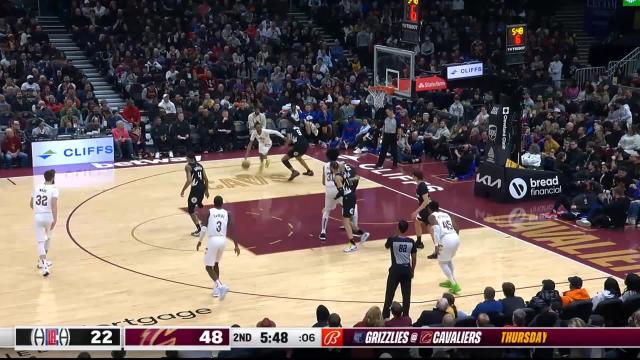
199;330;224;344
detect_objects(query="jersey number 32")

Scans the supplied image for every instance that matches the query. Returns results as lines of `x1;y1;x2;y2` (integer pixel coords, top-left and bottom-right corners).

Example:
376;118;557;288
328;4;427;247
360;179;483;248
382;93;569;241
35;195;48;206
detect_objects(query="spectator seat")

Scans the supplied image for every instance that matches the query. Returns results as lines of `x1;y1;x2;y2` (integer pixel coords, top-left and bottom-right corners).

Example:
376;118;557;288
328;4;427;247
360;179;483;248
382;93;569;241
594;298;624;326
560;300;592;322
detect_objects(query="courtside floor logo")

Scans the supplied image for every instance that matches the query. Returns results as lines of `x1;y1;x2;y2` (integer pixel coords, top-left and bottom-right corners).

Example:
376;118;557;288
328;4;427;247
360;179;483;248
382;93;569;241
509;178;527;199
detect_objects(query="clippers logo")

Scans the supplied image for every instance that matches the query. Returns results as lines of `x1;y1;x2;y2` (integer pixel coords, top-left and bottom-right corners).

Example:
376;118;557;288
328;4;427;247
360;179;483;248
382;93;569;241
139;329;178;346
31;328;70;346
420;331;433;344
321;329;343;347
509;178;528;199
488;125;497;141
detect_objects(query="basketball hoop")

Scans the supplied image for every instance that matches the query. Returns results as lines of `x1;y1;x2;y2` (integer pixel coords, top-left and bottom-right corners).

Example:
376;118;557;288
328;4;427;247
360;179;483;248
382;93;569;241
367;85;395;110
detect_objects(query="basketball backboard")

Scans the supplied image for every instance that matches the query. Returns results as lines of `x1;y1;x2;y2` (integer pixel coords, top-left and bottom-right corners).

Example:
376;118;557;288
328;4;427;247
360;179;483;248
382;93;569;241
373;45;415;98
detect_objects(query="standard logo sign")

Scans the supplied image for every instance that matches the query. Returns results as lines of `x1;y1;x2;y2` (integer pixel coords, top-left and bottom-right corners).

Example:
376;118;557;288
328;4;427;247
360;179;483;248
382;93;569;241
446;62;483;80
509;176;562;200
32;137;115;167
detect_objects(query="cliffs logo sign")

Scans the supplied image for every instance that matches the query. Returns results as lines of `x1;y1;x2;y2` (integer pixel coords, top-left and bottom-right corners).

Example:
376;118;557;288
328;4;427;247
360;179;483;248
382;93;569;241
415;76;447;92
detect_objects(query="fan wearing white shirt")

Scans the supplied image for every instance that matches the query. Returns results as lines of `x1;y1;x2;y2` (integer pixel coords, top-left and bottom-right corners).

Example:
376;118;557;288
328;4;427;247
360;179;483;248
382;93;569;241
158;94;176;114
30;169;58;277
548;55;563;89
521;144;542;168
244;122;285;169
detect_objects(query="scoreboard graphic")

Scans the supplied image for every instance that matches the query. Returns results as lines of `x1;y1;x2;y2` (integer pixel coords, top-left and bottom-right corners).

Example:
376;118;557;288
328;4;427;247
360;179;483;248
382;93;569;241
14;327;121;351
4;327;640;351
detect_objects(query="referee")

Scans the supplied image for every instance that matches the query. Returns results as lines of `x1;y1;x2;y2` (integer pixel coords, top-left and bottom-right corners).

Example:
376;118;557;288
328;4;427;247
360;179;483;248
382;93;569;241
375;107;399;168
382;220;417;319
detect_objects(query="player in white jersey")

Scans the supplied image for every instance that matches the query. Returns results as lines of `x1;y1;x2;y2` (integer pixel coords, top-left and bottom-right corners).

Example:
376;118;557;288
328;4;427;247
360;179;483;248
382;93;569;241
426;201;461;294
29;169;58;276
244;122;285;169
319;148;367;241
197;195;240;300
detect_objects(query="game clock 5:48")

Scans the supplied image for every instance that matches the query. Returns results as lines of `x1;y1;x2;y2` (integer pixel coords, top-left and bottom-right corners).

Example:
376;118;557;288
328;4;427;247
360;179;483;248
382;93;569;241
261;331;288;344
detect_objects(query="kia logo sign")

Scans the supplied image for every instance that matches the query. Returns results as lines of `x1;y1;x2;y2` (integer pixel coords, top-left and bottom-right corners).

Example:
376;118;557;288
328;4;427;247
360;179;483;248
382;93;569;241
446;62;484;80
415;76;447;92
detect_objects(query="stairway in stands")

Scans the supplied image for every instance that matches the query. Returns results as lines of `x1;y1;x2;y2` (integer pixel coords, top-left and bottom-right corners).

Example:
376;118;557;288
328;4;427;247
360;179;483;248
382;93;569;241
288;11;368;77
37;16;126;110
554;2;597;66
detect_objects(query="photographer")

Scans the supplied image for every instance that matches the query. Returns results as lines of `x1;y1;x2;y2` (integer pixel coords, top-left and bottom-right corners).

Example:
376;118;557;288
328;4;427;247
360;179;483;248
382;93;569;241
446;144;474;180
577;187;630;229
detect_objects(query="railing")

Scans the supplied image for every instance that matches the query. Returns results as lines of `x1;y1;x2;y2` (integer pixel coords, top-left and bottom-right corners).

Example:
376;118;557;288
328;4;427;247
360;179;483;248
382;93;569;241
607;47;640;79
575;66;607;88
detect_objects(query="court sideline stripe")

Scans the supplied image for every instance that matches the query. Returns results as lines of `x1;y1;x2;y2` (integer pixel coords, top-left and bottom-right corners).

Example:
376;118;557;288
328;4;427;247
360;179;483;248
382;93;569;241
336;153;621;281
65;156;610;304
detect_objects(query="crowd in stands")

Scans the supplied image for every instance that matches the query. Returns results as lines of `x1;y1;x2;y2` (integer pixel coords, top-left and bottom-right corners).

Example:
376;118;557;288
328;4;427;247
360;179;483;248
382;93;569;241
73;274;640;358
0;0;638;228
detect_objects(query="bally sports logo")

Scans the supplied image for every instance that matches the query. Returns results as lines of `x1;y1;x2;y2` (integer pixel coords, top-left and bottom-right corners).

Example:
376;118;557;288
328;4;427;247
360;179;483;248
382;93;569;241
322;329;343;346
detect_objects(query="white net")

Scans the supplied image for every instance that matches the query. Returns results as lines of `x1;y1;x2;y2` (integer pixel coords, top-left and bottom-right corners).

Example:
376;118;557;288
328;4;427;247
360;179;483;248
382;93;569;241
367;87;392;110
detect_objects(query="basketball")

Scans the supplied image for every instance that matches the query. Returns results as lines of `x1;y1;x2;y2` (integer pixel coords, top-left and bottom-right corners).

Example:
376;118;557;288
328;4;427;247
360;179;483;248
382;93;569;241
241;159;251;169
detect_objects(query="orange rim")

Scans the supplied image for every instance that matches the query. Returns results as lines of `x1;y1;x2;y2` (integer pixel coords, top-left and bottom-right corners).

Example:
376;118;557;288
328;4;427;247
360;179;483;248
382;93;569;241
368;86;396;94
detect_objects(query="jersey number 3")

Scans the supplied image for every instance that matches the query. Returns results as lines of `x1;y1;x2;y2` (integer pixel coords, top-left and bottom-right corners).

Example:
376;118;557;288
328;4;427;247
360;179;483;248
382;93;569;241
35;195;48;206
215;221;222;232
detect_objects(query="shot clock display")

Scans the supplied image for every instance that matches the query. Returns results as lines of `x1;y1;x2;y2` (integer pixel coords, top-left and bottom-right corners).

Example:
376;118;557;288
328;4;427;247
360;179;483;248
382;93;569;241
506;24;527;53
401;0;422;44
505;24;527;65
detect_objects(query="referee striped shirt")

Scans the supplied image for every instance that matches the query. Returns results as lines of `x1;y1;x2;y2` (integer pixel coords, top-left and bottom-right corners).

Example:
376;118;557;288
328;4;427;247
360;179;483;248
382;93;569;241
385;236;416;269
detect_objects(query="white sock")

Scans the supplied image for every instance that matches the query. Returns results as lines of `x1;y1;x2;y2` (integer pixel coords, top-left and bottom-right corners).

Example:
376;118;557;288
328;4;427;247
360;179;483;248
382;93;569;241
352;205;359;228
215;280;223;287
321;211;329;234
447;261;457;284
439;262;455;283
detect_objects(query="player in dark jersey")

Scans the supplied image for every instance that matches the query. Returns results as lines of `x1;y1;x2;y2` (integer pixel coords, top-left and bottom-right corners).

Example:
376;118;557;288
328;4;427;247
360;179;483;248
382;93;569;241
331;161;369;252
181;153;209;236
281;119;314;181
411;170;438;257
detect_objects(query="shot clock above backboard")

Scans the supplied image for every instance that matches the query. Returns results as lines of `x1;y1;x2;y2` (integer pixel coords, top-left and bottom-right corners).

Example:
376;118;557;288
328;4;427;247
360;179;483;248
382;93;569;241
505;24;526;65
401;0;422;44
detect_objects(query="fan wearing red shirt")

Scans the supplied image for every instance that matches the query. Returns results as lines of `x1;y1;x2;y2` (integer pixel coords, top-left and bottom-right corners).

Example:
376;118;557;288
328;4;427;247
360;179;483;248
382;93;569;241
384;302;413;327
112;120;137;160
2;128;29;168
122;100;141;126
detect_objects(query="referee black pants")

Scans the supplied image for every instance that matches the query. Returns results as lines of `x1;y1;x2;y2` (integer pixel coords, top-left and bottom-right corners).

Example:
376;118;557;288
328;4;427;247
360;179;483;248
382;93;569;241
376;133;398;167
382;266;412;319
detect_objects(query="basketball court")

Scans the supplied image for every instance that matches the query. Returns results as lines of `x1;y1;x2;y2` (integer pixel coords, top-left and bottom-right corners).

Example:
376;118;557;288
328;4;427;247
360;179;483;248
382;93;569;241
3;146;629;338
